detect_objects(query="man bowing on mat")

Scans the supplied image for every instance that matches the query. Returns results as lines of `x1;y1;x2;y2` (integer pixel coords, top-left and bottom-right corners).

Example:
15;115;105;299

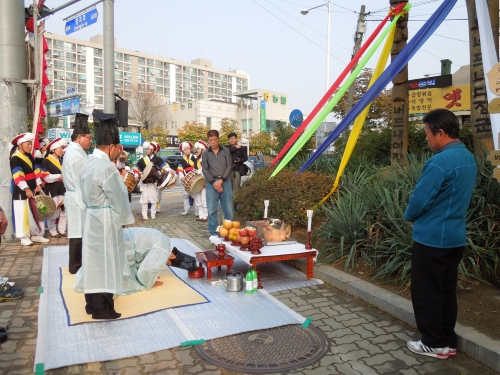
80;110;134;320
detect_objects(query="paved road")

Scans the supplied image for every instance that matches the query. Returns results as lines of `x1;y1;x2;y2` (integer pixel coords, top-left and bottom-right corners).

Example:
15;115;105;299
0;194;496;375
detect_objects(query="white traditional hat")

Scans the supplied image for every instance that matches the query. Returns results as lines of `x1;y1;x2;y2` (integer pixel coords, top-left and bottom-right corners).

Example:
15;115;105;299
143;141;154;150
194;140;208;150
179;141;193;152
11;133;35;146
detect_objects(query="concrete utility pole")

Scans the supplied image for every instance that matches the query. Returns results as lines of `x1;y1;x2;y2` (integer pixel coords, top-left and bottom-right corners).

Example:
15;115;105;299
389;0;409;164
465;0;499;156
346;5;367;114
103;0;114;113
0;0;28;241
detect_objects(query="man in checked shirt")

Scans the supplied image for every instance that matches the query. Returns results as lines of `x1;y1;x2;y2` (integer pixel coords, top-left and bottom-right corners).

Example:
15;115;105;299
201;130;234;235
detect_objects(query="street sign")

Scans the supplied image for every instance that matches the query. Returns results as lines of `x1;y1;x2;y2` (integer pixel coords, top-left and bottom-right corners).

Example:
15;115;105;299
65;7;98;35
67;87;76;94
486;150;500;166
289;109;304;128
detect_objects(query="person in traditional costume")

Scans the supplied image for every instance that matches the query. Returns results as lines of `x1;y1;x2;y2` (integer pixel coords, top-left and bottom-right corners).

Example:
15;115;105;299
177;141;197;216
34;138;48;169
115;145;132;203
133;141;159;220
150;141;170;213
9;133;48;246
192;140;208;222
74;227;198;294
41;138;67;238
80;110;134;320
62;113;92;274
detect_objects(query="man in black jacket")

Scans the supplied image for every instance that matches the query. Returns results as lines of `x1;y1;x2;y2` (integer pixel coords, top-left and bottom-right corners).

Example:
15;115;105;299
225;132;248;202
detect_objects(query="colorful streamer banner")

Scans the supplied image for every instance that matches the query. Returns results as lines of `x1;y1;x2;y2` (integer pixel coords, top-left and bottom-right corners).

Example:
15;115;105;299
298;0;458;178
269;2;408;168
269;3;410;179
316;24;396;205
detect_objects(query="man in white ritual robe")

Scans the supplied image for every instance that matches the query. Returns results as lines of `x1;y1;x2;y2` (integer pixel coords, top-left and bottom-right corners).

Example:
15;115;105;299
62;113;92;274
80;110;135;320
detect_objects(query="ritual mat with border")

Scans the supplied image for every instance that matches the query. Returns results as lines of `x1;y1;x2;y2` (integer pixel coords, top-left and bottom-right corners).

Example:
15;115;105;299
60;266;209;325
35;244;306;371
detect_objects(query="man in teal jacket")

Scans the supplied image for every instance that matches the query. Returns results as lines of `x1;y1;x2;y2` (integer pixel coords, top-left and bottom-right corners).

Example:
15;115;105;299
405;108;476;360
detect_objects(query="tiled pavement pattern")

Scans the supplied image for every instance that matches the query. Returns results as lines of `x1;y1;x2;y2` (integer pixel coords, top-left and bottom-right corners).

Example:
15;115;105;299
0;194;496;375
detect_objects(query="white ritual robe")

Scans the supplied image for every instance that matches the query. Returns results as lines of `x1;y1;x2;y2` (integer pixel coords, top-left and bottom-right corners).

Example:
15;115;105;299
74;227;173;294
80;148;135;294
62;142;88;238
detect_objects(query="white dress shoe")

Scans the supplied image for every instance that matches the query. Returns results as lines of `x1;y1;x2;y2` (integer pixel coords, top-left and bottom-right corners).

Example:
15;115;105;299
31;236;49;243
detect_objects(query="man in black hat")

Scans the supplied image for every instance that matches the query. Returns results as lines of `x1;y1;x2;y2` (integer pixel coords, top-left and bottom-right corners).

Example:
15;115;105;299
62;113;93;274
79;110;134;320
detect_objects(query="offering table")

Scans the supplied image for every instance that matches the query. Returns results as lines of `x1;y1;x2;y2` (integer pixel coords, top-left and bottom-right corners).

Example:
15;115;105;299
209;236;318;279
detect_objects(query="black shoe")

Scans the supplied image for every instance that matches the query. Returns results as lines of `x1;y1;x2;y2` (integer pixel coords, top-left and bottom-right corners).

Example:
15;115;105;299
0;327;5;333
92;311;121;320
0;333;7;343
85;305;93;315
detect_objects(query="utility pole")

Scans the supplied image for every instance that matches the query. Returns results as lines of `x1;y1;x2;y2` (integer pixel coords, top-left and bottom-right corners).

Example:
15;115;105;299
389;0;409;164
346;5;367;114
465;0;498;156
103;0;114;114
0;0;28;241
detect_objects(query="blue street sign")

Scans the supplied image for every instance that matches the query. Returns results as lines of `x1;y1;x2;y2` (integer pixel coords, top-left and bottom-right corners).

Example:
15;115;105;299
65;7;98;35
289;109;304;128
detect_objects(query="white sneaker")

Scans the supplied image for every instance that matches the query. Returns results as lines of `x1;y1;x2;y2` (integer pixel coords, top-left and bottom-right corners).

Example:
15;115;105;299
143;216;148;220
20;238;33;246
31;236;49;243
156;208;161;213
182;210;189;216
151;216;156;220
407;340;449;359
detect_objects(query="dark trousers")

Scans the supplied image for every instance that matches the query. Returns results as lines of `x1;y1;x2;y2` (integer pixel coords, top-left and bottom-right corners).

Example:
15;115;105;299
68;237;82;274
411;242;463;348
85;293;120;319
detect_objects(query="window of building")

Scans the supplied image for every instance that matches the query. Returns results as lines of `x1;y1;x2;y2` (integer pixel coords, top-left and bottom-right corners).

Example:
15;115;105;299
175;73;181;80
66;52;76;62
138;57;145;65
114;71;123;79
208;87;213;94
95;96;103;104
114;80;122;88
94;67;102;76
66;72;77;82
54;90;65;98
148;67;155;75
222;82;227;88
221;74;227;80
53;60;64;69
94;48;103;57
138;84;146;91
155;60;162;68
147;58;154;66
77;45;86;54
206;117;211;126
138;66;145;74
114;61;123;70
156;77;163;85
124;63;132;72
164;62;170;69
78;84;86;93
94;57;102;67
208;71;213;78
94;76;103;85
77;55;86;63
124;81;132;88
124;54;132;62
80;93;86;102
242;119;253;131
65;42;76;52
95;86;103;95
215;73;221;79
124;72;132;81
78;74;86;83
198;85;203;91
54;40;64;49
148;76;155;84
156;87;163;95
52;49;62;59
114;52;123;61
66;62;76;71
184;74;190;81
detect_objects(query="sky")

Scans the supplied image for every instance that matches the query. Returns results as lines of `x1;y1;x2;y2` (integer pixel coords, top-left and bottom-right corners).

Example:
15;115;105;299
35;0;471;121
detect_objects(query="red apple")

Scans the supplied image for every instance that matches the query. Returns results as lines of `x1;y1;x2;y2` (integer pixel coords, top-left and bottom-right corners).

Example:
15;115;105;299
247;227;257;237
236;233;242;242
239;228;248;237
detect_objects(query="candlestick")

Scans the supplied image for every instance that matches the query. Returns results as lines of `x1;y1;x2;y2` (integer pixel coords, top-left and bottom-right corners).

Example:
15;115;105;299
305;231;313;250
307;210;313;232
264;200;269;219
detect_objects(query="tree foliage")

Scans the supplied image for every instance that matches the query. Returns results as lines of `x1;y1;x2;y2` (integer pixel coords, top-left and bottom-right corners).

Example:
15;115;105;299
219;117;241;146
27;115;60;133
332;68;392;126
177;121;210;144
274;121;315;161
250;131;276;154
140;125;170;148
128;85;169;130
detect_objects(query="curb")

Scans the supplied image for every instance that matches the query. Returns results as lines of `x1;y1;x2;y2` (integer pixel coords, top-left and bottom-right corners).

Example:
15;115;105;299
285;259;500;373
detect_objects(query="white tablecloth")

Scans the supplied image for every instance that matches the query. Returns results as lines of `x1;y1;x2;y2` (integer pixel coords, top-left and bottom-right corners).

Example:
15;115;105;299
209;235;318;265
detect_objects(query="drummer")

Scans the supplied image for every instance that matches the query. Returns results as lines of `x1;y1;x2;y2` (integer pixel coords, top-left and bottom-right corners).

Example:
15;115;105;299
176;142;197;216
192;140;208;222
9;133;48;246
40;138;67;238
115;146;132;203
133;141;160;220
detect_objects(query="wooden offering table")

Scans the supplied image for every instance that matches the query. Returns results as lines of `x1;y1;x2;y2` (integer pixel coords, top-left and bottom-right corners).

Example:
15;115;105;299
209;236;318;279
195;250;234;280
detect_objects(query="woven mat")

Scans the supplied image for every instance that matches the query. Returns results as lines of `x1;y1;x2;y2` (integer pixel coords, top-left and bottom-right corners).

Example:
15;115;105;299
60;267;208;325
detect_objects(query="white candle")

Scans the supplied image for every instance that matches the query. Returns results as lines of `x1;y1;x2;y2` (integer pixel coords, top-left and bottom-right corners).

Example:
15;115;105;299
264;200;269;219
307;210;313;232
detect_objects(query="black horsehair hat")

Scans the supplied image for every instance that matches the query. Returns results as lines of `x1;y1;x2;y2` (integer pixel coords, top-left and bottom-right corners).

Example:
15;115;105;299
73;113;90;135
92;110;121;146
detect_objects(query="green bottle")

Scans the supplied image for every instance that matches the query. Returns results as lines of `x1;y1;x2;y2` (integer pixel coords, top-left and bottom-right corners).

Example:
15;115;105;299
245;267;253;294
251;266;258;292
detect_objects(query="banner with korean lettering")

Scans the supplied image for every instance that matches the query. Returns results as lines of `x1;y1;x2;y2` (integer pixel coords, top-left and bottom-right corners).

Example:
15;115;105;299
409;84;470;115
260;100;266;131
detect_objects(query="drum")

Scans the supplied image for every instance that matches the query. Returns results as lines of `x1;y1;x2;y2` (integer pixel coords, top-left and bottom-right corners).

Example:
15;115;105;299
34;194;56;221
157;170;178;190
121;170;136;194
181;170;206;194
141;162;159;184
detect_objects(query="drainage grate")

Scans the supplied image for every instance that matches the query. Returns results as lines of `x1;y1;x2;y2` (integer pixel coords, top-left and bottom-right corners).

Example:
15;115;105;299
194;324;329;373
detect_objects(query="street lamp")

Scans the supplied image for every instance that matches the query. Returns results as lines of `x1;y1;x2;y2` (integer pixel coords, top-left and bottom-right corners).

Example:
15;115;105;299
301;1;331;92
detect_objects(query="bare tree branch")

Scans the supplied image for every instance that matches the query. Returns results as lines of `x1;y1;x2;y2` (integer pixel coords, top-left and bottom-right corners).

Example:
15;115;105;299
128;85;170;130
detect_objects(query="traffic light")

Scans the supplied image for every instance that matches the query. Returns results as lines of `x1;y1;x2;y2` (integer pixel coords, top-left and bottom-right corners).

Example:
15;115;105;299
116;99;128;128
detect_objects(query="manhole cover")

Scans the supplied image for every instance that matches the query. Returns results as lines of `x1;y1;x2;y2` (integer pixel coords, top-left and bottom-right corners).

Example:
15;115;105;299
194;324;328;373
